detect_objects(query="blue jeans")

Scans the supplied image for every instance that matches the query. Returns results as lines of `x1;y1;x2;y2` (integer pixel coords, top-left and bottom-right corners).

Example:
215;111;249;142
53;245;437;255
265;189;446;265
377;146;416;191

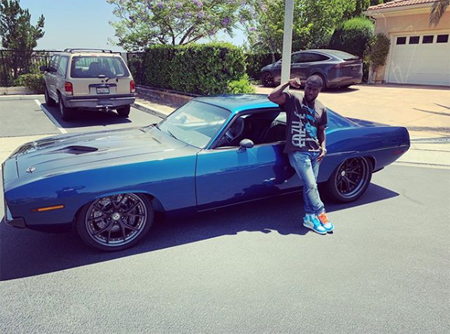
289;151;325;215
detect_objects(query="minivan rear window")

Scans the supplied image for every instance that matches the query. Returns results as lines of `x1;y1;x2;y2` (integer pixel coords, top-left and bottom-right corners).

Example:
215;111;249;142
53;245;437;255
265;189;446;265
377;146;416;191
70;56;130;78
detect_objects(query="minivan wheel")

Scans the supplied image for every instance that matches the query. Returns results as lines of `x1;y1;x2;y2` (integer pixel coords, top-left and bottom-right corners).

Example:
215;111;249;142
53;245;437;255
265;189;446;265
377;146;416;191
44;86;56;106
117;105;130;118
59;97;74;121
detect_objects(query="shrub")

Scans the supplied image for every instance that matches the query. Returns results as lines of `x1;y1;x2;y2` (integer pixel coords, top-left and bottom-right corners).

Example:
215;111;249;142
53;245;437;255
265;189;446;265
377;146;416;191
227;74;256;94
130;43;252;95
245;53;281;80
329;17;374;58
367;33;391;69
16;73;45;93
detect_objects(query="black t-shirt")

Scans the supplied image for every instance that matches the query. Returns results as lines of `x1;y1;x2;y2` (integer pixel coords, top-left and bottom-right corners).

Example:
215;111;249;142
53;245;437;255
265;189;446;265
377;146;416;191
283;92;327;154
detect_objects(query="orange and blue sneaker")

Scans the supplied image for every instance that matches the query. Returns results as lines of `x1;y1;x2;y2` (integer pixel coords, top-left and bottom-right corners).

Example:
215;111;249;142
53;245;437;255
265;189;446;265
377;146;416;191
317;212;334;233
303;214;327;235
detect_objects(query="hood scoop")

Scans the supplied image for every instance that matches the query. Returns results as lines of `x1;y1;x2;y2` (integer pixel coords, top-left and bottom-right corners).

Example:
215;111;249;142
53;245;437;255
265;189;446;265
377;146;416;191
54;145;100;155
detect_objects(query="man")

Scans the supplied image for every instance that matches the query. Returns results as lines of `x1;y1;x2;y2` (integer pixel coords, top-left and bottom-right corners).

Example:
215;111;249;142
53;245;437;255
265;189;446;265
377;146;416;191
268;75;334;234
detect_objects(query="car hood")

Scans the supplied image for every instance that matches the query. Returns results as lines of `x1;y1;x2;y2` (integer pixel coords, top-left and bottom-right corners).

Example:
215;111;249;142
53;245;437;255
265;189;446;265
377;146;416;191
12;126;191;177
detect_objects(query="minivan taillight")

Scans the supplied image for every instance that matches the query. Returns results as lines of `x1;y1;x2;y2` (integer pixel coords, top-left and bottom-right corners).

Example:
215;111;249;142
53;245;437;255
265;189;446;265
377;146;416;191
130;80;135;93
64;82;73;95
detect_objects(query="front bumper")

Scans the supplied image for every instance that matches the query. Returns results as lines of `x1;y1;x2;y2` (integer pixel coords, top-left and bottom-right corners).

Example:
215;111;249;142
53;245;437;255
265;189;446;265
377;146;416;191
4;204;26;228
64;94;135;110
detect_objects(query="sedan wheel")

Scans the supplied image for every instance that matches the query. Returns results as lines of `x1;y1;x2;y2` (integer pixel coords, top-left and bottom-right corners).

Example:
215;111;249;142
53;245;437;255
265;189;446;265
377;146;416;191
325;157;372;203
77;193;154;251
261;72;275;87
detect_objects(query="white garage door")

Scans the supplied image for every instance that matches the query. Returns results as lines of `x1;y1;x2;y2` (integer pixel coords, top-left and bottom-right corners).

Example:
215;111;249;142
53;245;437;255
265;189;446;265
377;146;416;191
387;32;450;86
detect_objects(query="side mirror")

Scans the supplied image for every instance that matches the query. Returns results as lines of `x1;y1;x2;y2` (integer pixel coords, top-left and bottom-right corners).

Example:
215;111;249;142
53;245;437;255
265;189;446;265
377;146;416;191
39;65;48;72
238;139;254;153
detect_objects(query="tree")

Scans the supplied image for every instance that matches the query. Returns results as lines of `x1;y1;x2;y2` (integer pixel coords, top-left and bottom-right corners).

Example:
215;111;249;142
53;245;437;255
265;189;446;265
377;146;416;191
107;0;256;51
247;0;355;53
429;0;449;26
0;0;45;81
0;0;45;49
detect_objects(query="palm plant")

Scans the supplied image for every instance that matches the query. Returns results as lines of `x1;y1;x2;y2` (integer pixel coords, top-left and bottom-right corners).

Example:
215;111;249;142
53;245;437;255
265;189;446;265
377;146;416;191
429;0;449;26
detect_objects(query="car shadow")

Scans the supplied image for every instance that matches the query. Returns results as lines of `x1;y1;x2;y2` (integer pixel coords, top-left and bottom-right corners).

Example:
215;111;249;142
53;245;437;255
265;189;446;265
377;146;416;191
44;104;132;128
0;183;398;281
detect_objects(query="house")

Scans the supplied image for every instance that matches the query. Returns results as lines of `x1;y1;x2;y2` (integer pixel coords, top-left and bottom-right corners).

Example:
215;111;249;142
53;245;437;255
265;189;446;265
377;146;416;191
364;0;450;86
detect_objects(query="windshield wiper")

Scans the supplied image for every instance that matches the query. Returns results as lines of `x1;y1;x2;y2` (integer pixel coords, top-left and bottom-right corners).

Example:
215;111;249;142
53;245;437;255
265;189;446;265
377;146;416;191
166;129;178;140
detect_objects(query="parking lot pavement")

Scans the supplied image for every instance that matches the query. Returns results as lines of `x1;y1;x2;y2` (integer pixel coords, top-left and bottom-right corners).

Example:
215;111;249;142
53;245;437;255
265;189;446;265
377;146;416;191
0;95;163;165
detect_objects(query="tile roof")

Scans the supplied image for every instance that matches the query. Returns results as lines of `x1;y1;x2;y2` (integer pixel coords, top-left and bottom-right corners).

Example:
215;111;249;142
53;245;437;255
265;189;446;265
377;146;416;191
367;0;437;11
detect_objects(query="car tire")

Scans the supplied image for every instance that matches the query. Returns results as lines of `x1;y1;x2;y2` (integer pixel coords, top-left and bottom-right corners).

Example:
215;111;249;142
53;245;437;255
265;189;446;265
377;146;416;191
77;193;154;251
117;105;131;118
44;86;56;106
261;72;275;87
59;96;75;121
324;157;372;203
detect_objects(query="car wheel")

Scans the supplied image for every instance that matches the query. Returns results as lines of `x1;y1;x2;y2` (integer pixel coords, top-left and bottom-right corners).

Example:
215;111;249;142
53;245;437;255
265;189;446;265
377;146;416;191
77;193;154;251
261;72;275;87
44;86;56;106
59;96;74;121
117;105;131;118
324;157;372;203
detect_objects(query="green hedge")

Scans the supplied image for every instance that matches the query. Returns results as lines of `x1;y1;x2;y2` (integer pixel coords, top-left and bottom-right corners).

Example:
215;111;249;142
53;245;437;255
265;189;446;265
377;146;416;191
329;17;374;58
16;73;45;93
245;53;281;80
128;43;254;95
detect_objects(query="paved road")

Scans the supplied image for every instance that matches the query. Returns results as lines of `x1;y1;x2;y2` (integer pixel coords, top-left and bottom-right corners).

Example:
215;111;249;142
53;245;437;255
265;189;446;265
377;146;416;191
1;165;449;334
0;96;449;334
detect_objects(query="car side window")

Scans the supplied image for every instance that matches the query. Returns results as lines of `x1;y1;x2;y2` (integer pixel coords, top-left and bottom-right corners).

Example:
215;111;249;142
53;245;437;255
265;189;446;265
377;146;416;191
49;55;60;72
291;53;303;64
57;56;69;77
307;53;329;62
215;109;286;149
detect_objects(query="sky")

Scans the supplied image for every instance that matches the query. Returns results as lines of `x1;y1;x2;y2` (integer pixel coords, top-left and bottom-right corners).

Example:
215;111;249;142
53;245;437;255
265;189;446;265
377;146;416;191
19;0;246;52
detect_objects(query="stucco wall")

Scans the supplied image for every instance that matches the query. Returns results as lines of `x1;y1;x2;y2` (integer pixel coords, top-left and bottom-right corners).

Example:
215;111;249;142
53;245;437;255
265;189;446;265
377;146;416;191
374;11;450;35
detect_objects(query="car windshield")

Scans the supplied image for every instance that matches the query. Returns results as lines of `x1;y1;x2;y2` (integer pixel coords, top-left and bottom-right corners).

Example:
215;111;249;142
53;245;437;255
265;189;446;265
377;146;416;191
70;56;130;78
158;101;230;148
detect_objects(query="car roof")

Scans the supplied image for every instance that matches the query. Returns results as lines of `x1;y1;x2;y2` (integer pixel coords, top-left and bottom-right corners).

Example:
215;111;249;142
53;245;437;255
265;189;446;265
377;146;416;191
194;94;279;114
293;49;358;59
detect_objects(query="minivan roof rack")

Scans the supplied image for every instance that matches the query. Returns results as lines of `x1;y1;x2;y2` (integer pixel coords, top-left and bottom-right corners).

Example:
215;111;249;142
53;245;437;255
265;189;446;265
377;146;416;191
63;48;117;53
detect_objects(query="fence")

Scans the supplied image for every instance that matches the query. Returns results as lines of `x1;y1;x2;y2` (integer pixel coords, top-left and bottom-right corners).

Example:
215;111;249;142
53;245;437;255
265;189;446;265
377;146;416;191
0;50;60;87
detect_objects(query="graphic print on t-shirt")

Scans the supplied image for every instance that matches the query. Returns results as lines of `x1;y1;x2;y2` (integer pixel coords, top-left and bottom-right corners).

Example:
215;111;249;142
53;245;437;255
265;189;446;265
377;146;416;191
291;104;318;149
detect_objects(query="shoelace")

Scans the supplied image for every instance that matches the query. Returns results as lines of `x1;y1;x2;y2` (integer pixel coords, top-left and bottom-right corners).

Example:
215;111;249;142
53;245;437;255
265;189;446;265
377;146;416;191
318;213;329;224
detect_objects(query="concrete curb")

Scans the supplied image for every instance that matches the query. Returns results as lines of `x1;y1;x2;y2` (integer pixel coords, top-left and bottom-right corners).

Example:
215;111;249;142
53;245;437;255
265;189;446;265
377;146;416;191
132;102;168;119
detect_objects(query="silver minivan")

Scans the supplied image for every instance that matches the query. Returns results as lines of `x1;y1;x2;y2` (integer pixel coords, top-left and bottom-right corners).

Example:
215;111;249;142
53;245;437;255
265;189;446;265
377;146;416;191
41;48;135;121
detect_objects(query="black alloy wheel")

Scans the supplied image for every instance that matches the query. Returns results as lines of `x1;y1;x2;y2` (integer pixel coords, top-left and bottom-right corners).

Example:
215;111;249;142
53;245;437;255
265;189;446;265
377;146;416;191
261;72;275;87
77;193;154;251
325;157;372;203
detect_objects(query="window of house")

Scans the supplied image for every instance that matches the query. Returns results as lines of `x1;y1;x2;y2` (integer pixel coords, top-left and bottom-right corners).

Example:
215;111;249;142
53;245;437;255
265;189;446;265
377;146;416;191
422;35;434;44
437;34;449;43
396;37;406;45
409;36;420;44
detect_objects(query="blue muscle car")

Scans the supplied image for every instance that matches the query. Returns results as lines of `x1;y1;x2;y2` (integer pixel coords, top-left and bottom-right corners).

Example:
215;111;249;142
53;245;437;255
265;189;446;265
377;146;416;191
2;94;410;251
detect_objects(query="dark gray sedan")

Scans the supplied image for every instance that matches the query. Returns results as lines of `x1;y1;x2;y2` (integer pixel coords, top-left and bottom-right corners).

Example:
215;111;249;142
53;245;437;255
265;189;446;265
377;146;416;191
260;49;363;89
